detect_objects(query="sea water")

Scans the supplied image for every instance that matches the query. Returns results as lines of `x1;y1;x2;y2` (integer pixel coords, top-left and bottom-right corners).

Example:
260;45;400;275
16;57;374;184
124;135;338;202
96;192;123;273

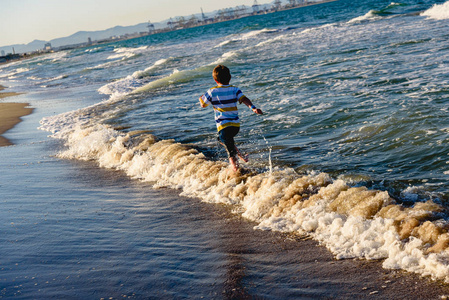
2;0;449;295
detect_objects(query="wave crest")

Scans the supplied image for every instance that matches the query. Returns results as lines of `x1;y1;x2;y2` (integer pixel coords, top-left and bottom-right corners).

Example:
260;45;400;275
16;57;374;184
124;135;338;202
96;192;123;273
422;1;449;20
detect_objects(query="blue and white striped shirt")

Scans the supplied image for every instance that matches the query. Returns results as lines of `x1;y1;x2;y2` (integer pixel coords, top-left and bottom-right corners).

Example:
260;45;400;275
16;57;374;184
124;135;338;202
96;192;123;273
200;85;245;132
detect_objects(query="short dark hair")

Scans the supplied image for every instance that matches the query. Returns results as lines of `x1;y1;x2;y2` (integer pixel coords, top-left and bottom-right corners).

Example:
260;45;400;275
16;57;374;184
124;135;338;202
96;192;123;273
213;65;231;85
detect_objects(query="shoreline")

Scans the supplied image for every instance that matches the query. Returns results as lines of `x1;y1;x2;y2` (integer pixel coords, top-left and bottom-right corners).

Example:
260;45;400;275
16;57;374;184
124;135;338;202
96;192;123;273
0;84;22;98
0;85;32;147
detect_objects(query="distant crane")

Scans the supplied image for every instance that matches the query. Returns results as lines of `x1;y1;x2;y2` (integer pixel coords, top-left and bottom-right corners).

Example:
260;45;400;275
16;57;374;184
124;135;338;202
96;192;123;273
147;20;155;34
252;0;261;13
201;7;207;21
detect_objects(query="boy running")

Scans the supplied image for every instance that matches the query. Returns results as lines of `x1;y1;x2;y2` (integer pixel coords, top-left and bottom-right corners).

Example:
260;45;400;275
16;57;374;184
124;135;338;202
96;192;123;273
199;65;263;171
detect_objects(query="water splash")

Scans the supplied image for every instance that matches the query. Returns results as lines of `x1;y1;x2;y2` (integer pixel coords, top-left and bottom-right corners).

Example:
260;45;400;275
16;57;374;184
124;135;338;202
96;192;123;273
261;133;273;174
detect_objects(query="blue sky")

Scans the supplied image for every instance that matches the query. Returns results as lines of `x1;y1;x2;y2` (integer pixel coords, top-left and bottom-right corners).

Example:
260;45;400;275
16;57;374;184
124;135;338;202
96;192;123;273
0;0;270;46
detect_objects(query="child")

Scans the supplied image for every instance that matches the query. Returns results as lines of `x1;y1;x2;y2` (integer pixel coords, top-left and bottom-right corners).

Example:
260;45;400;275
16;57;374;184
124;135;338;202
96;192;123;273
199;65;263;171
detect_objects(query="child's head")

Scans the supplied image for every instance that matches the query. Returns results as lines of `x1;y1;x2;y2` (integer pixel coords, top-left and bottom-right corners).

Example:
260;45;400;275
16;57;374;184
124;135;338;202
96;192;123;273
213;65;231;85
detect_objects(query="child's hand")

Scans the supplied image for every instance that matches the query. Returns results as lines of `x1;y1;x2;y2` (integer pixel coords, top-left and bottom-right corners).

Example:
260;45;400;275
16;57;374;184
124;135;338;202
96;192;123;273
253;108;263;115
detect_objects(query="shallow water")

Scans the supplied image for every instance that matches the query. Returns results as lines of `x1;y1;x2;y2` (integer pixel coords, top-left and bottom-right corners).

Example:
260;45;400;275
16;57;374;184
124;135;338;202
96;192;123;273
2;0;449;292
2;127;449;299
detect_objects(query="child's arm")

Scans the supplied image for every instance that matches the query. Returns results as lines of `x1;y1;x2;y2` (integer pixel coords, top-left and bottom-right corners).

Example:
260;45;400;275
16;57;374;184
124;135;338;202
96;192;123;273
240;96;263;115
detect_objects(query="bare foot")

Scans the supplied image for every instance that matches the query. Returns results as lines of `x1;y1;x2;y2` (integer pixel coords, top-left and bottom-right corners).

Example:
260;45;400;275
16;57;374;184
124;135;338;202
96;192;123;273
229;156;239;172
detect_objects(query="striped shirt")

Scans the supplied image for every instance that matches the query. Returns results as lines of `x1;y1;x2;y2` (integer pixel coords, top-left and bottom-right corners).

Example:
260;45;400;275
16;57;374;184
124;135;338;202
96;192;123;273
200;85;245;132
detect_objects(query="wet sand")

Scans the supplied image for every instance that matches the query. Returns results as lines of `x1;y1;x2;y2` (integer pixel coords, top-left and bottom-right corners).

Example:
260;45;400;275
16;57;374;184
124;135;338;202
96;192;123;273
0;85;32;146
213;207;449;299
2;131;449;298
0;84;22;98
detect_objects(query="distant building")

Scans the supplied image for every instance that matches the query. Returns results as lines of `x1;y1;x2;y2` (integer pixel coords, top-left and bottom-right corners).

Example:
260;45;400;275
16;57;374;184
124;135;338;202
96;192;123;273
87;37;92;45
44;43;52;51
1;50;5;56
273;0;282;11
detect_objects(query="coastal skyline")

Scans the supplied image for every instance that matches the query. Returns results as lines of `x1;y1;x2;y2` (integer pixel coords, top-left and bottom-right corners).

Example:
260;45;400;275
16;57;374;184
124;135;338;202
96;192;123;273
0;0;272;47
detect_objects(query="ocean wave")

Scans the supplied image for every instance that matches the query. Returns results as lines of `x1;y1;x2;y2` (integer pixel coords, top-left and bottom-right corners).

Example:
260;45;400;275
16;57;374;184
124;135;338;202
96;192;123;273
214;28;279;48
98;58;172;96
85;60;118;70
214;40;235;48
98;27;297;98
98;50;235;97
131;52;239;94
387;2;406;8
98;75;144;96
27;74;68;84
347;10;384;24
0;67;32;79
39;108;449;282
132;58;171;79
132;67;208;94
422;1;449;20
347;1;405;24
48;51;69;62
107;46;149;60
240;28;279;39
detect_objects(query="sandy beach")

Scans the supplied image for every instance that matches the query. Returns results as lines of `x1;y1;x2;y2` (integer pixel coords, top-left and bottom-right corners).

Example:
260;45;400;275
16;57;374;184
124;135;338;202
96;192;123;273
0;85;32;146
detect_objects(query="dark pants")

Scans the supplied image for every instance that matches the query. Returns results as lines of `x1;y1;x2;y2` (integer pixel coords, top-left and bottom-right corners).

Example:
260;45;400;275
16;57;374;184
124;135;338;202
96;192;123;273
218;126;240;158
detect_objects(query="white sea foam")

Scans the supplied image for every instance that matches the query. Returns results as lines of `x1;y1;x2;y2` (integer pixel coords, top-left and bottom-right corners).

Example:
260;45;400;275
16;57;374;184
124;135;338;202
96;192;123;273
98;58;171;97
39;102;449;282
265;113;301;124
132;55;235;94
132;58;170;78
132;68;194;93
214;40;234;48
0;67;32;79
255;34;287;47
86;61;117;70
297;102;332;113
98;75;143;97
240;28;278;39
213;51;239;65
214;28;278;49
107;46;148;60
422;1;449;20
36;12;449;283
347;10;383;24
48;51;68;62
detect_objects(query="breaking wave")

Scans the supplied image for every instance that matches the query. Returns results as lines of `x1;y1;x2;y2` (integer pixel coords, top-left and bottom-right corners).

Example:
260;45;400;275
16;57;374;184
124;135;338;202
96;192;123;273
214;28;279;48
347;2;405;24
107;46;148;60
422;1;449;20
39;103;449;282
36;14;449;283
348;10;384;23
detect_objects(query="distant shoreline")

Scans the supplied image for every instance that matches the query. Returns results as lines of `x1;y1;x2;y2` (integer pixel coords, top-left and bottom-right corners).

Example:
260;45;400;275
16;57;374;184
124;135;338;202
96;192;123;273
0;0;337;59
0;85;32;147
